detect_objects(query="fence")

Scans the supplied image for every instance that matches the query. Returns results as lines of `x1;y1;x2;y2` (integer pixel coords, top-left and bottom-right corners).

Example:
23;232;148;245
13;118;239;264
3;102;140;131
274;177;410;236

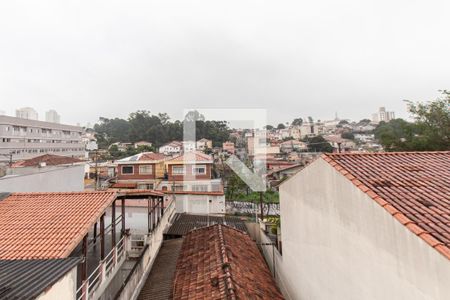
76;236;126;300
226;201;280;216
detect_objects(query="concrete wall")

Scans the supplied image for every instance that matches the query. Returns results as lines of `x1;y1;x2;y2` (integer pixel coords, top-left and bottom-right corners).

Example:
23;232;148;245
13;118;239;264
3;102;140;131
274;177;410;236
36;266;77;300
175;194;225;214
246;222;293;300
0;165;84;192
279;158;450;300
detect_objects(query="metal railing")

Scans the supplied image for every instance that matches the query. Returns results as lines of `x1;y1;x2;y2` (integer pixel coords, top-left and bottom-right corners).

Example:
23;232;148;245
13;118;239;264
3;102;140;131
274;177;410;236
76;236;126;300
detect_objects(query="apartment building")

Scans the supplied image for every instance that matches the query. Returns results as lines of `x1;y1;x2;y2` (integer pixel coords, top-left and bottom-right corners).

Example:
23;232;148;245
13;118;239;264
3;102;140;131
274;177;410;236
0;115;84;162
372;107;395;123
45;109;61;123
16;107;38;120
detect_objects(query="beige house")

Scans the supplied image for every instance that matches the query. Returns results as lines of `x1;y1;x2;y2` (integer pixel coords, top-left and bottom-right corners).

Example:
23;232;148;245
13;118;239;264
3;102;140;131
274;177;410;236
278;152;450;300
196;138;212;151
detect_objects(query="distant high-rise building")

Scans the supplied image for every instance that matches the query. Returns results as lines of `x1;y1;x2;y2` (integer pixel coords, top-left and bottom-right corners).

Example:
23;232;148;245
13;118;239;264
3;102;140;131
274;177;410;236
45;109;60;123
16;107;38;120
372;107;395;123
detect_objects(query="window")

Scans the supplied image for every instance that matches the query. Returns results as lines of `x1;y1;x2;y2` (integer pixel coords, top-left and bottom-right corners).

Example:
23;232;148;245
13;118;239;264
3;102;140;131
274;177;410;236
192;185;209;192
193;165;206;175
139;165;152;174
121;166;134;174
173;184;186;191
137;183;154;190
172;166;185;175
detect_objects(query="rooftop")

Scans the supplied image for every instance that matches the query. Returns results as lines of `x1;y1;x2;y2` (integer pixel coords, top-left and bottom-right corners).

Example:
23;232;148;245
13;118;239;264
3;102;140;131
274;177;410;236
166;151;213;164
11;154;84;168
173;224;284;299
165;213;247;237
0;191;117;260
117;152;165;163
0;258;81;299
322;151;450;259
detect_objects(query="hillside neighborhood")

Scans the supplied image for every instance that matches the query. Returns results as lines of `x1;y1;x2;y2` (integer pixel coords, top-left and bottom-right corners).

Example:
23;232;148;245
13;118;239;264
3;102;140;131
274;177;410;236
0;96;449;300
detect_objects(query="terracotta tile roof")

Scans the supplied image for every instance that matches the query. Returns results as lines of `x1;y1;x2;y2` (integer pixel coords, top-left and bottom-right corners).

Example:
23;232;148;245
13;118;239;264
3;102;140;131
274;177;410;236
11;154;83;168
0;191;117;260
166;151;213;164
322;151;450;260
111;182;137;189
117;152;165;163
173;224;284;300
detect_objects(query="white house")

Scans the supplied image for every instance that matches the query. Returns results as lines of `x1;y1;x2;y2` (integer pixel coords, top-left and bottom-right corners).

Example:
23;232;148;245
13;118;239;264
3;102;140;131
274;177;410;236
159;141;182;155
278;152;450;300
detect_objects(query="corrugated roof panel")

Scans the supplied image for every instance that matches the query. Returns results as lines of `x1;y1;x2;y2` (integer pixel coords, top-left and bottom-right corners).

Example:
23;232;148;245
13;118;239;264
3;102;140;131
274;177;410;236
0;258;81;299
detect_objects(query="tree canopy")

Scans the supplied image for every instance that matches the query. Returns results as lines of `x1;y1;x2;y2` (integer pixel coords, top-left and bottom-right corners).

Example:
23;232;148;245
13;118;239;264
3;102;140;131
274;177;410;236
291;117;303;126
303;135;333;153
375;93;449;151
94;110;230;149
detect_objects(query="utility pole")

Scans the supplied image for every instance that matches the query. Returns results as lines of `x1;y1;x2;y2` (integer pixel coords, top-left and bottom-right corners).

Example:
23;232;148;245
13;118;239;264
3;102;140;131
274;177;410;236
95;149;99;190
259;191;264;221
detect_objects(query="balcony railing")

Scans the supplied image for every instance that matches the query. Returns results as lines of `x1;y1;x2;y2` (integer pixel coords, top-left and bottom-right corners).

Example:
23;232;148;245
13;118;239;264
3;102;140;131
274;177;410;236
76;236;126;300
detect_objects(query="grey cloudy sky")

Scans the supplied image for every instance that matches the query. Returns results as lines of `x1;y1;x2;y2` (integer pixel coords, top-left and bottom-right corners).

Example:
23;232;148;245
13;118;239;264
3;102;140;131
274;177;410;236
1;0;449;126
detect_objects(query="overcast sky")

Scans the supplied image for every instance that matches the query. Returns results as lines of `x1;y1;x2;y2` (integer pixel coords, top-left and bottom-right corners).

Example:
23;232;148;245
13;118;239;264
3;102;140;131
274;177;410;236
1;0;449;126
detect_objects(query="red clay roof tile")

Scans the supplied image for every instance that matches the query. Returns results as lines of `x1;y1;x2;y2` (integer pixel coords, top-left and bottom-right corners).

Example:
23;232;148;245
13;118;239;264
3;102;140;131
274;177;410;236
0;191;117;260
172;224;284;300
11;154;83;168
323;152;450;260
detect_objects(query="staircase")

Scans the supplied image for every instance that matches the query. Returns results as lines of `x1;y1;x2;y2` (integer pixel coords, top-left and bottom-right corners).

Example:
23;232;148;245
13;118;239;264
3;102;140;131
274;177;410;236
138;238;183;300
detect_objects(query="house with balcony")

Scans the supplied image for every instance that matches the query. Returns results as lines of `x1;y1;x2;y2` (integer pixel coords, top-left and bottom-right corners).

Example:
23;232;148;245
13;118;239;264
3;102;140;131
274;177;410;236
113;152;165;190
160;151;225;214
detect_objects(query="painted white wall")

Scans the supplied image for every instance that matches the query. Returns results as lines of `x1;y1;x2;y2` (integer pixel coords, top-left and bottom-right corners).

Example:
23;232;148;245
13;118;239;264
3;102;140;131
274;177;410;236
36;266;77;300
175;194;225;214
0;165;84;192
279;158;450;300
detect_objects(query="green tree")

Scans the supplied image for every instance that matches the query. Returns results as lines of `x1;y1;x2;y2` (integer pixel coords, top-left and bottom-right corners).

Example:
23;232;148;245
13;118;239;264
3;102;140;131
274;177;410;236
375;93;449;151
304;135;333;153
341;131;355;140
405;92;450;150
291;117;303;126
277;123;286;129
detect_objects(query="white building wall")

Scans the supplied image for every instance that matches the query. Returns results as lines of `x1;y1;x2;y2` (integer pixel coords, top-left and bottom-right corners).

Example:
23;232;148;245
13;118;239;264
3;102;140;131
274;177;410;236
175;194;225;214
36;266;77;300
0;165;85;192
279;158;450;300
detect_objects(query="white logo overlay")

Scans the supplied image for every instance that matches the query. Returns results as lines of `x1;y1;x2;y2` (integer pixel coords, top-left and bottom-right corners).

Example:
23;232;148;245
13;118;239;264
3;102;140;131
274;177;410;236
183;108;267;192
